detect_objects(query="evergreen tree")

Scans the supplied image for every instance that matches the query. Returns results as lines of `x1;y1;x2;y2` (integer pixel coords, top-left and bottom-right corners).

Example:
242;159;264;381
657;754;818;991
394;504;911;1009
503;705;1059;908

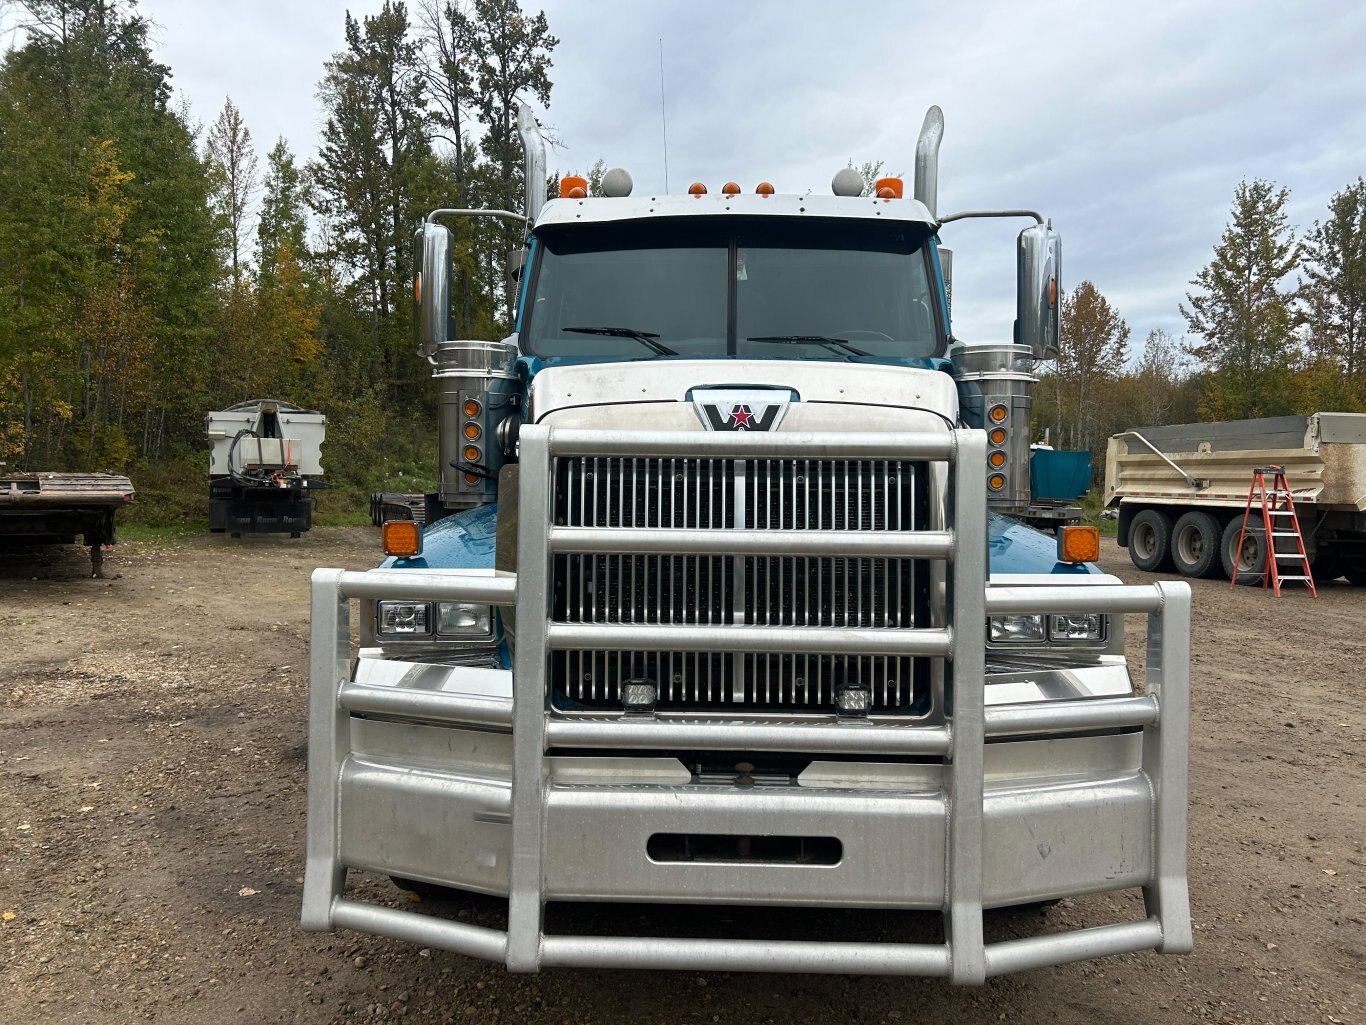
1299;178;1366;409
1181;179;1301;419
311;2;430;397
205;97;259;286
449;0;557;320
256;138;311;285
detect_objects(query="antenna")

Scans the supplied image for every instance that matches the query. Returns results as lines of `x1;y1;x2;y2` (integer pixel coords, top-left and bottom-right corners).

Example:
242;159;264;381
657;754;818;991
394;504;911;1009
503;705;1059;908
659;38;669;193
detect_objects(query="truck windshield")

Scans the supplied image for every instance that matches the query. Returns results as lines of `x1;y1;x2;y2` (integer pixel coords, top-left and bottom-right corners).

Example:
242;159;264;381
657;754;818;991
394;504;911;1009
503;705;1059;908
521;217;943;362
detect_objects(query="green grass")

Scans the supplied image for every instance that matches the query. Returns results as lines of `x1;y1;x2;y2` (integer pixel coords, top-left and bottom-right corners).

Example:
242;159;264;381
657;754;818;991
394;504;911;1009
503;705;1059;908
118;521;207;542
1079;491;1118;536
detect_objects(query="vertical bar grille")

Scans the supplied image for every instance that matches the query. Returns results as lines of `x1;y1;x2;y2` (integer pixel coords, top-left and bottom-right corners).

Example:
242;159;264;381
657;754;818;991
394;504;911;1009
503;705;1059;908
550;457;929;713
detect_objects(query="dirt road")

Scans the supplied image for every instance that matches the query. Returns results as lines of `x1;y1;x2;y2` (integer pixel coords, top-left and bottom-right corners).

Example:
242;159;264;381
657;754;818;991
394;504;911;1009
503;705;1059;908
1;530;1362;1024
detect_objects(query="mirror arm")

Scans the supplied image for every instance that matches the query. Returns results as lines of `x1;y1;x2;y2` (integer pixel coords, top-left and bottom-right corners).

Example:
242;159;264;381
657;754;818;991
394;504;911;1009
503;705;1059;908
426;208;530;227
938;209;1044;226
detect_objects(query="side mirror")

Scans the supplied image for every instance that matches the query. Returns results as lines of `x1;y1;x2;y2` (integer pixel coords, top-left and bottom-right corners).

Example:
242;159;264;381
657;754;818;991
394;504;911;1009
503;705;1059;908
414;222;453;361
506;247;526;285
1016;223;1061;360
938;247;953;320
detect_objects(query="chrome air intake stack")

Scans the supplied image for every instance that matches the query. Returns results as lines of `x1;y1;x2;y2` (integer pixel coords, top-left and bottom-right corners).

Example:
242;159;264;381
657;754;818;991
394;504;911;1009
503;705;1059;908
434;340;518;510
951;342;1036;514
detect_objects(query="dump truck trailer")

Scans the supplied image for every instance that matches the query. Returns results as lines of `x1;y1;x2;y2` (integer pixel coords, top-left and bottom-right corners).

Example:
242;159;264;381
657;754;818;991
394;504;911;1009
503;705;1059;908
1104;412;1366;582
0;467;134;576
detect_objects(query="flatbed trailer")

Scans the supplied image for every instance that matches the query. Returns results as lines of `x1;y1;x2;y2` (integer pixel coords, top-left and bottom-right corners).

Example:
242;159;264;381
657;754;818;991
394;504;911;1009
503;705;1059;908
1104;412;1366;582
0;469;135;576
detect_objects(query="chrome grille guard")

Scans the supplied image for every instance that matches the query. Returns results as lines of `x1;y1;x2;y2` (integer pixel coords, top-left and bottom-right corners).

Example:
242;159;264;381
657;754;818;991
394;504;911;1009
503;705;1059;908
303;426;1192;982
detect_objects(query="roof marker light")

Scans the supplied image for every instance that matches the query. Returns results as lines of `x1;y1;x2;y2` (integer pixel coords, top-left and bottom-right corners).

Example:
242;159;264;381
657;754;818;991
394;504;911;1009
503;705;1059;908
874;177;904;200
721;181;741;196
560;175;588;199
756;182;775;196
688;182;707;196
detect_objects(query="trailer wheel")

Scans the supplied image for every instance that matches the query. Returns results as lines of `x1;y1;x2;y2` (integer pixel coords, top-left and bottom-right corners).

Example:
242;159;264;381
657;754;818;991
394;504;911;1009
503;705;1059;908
1128;509;1175;572
1172;511;1224;578
1221;514;1267;585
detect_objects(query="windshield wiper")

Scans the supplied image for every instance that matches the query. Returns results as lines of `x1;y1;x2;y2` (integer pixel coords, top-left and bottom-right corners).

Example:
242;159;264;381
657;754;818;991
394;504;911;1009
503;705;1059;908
747;335;872;357
562;325;678;356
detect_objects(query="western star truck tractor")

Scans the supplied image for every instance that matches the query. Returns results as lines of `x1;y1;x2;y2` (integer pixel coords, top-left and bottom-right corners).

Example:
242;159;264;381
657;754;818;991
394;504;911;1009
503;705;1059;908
302;105;1192;982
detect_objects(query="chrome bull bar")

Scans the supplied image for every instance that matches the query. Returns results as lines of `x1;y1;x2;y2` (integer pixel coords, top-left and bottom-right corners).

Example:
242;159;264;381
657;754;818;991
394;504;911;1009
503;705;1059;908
303;425;1191;983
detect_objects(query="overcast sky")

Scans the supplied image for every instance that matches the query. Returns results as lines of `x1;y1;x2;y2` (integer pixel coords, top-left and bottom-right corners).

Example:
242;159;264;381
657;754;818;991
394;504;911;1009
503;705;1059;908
14;0;1366;354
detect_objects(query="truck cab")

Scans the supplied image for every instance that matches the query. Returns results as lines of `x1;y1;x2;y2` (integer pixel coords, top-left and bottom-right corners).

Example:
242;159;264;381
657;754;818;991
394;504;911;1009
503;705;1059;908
302;106;1192;983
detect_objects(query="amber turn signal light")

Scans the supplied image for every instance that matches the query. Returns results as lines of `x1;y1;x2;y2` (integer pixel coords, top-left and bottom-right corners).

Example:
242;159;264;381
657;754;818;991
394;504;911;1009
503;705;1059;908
989;427;1008;446
1057;525;1101;564
988;473;1006;491
382;520;422;558
463;398;481;417
988;403;1008;423
988;450;1007;468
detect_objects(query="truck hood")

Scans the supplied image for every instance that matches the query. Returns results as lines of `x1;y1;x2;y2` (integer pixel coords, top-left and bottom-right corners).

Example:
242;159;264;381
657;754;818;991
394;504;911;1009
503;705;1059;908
527;359;958;427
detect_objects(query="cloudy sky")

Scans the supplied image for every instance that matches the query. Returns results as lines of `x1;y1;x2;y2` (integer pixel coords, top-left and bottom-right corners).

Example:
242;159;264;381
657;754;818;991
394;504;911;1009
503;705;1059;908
21;0;1366;354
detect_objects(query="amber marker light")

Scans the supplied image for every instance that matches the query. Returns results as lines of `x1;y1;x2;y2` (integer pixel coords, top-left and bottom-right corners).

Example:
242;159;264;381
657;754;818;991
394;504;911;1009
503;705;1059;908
989;427;1008;446
463;473;481;485
988;450;1007;469
1057;525;1101;564
463;421;482;440
756;182;775;196
414;272;421;304
721;181;741;196
560;175;588;199
874;177;903;200
463;445;481;462
382;520;422;558
688;182;707;196
988;404;1008;424
988;473;1006;491
463;398;482;417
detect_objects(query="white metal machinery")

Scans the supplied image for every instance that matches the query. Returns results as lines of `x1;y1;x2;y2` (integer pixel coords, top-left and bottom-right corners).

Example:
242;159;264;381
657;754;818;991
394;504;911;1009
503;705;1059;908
205;399;326;536
302;104;1192;980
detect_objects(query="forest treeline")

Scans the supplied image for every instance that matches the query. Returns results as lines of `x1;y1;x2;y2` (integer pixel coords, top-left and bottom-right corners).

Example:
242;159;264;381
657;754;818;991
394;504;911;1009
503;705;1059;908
1040;175;1366;475
1;0;1363;518
0;0;555;516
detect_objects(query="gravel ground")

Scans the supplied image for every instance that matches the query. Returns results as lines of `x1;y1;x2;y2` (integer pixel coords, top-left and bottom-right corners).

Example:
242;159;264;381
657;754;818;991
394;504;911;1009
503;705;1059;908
1;528;1363;1024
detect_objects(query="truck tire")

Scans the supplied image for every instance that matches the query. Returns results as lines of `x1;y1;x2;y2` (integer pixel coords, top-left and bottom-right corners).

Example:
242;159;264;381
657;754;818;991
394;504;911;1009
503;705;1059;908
1128;509;1175;573
1172;511;1224;578
1221;514;1267;585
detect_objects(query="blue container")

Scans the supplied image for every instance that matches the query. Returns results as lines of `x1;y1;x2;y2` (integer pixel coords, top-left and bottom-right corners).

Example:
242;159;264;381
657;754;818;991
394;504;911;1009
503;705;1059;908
1030;449;1092;502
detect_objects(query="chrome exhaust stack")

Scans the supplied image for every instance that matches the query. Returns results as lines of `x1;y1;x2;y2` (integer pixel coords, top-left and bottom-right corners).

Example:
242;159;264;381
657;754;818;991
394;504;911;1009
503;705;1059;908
914;106;944;220
518;102;547;222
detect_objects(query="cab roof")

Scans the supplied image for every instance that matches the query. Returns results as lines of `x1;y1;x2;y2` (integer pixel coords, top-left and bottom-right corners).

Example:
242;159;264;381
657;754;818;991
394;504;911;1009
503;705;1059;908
531;191;938;231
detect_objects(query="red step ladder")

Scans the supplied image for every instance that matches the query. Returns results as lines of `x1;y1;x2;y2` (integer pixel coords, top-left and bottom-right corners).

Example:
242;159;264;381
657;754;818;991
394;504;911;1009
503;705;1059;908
1231;465;1316;596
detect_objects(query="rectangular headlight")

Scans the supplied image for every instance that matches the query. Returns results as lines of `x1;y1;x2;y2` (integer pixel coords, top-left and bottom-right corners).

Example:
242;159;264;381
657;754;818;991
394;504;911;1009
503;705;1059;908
376;600;431;637
1048;613;1106;641
989;614;1045;643
436;602;493;638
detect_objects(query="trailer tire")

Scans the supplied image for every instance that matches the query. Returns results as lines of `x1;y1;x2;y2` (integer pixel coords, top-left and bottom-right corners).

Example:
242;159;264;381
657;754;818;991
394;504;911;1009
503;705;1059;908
1221;514;1267;585
1172;511;1224;578
1128;509;1175;572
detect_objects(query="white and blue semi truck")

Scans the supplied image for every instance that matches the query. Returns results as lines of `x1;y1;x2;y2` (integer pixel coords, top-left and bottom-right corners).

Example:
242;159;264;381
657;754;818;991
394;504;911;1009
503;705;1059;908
302;106;1192;982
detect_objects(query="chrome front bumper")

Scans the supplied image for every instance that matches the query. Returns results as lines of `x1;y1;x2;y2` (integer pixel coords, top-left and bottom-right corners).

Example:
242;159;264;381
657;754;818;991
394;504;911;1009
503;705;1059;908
303;427;1191;982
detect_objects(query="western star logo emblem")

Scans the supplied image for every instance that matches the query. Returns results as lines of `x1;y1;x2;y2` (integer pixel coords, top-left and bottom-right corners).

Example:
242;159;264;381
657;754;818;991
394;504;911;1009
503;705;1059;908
692;389;794;432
